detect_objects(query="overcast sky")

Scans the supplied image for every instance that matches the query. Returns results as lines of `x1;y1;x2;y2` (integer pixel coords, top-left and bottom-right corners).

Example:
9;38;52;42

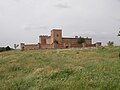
0;0;120;48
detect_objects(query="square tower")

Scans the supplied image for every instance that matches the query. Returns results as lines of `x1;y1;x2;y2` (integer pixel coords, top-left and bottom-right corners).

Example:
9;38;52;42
51;29;62;44
39;35;48;44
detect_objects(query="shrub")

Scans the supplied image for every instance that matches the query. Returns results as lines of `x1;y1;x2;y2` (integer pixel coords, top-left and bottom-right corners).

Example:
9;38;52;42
77;36;85;44
107;41;114;46
0;46;11;52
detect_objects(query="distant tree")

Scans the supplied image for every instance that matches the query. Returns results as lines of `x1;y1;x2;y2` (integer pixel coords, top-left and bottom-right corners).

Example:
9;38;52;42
0;47;3;52
107;41;114;46
118;31;120;36
6;46;11;51
117;30;120;59
1;47;6;52
77;36;85;44
14;44;19;49
0;46;11;52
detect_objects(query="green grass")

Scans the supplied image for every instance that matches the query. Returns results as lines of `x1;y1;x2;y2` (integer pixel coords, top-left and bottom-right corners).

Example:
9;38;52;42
0;46;120;90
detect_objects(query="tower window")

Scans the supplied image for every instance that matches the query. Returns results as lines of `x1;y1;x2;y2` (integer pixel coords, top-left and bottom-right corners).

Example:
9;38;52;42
57;34;59;37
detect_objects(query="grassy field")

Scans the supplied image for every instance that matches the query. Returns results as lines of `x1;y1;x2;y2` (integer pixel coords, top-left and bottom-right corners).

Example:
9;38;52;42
0;47;120;90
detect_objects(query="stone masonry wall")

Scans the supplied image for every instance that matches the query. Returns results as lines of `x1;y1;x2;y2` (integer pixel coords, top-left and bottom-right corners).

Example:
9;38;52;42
21;43;40;50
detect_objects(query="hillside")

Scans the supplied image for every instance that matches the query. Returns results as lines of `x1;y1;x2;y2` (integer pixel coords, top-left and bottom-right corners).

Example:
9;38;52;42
0;47;120;90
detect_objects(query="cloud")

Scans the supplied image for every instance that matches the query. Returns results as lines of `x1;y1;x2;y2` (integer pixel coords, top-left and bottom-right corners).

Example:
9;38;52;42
23;24;49;31
0;14;3;18
13;0;21;2
55;3;70;8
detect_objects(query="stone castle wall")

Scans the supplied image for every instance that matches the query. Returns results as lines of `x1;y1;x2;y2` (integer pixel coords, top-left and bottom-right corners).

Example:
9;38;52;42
21;29;101;50
21;43;40;50
62;38;78;45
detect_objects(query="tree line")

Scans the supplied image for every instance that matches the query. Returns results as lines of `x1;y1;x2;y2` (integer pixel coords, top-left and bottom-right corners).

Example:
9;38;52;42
0;46;12;52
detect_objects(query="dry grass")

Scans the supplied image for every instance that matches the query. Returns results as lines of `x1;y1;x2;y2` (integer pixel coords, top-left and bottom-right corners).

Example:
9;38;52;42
0;46;120;90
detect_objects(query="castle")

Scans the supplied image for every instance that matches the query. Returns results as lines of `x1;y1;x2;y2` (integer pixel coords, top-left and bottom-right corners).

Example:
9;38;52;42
21;29;101;50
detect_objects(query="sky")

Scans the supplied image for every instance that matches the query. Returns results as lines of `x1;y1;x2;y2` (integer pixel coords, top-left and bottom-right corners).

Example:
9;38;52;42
0;0;120;48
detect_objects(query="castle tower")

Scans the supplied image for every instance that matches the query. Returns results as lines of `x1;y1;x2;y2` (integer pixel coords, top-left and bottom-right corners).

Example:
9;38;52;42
39;35;48;44
51;29;62;44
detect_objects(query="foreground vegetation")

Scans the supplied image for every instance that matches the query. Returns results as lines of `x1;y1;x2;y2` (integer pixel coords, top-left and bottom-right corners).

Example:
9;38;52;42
0;47;120;90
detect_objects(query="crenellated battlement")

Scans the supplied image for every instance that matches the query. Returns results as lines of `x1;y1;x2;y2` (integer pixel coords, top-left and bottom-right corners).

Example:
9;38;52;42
39;35;49;37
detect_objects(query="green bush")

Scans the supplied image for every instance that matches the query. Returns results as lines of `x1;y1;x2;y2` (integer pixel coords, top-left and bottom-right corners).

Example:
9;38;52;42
77;36;85;44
